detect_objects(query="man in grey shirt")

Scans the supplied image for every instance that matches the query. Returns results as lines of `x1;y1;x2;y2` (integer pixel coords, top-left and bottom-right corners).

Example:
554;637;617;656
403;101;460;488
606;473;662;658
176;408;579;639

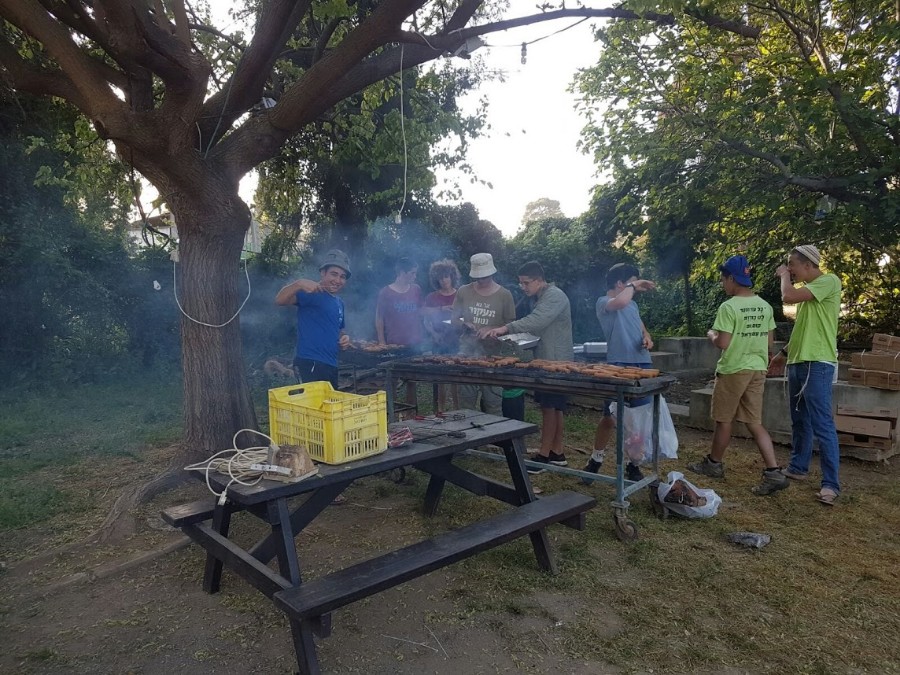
585;263;656;482
480;261;573;473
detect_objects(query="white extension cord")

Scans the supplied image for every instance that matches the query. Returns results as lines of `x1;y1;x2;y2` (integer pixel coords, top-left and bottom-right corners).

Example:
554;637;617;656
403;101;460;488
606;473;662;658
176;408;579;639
185;429;278;505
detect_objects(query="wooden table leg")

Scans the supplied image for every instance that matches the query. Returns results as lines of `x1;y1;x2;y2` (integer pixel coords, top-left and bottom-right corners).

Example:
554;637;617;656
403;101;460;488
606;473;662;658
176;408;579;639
202;503;234;593
250;483;346;564
290;618;321;675
423;472;447;516
268;497;302;586
504;436;557;574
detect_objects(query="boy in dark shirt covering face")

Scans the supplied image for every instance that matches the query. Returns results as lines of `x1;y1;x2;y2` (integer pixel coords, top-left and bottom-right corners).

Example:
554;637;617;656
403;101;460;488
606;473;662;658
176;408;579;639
584;263;656;482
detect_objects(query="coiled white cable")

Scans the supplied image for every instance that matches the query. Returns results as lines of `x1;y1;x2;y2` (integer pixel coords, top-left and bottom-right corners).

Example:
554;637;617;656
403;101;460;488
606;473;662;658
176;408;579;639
185;429;277;503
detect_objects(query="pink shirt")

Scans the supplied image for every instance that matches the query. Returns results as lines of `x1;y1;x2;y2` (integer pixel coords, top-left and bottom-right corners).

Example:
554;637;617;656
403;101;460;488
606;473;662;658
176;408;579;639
376;285;423;346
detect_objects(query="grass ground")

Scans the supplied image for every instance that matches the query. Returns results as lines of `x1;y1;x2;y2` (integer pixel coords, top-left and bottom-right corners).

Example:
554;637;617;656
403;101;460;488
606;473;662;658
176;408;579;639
1;379;899;674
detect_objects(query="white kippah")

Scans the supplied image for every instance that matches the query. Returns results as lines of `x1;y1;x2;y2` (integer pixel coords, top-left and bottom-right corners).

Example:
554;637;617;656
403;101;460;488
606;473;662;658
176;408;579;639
793;244;821;266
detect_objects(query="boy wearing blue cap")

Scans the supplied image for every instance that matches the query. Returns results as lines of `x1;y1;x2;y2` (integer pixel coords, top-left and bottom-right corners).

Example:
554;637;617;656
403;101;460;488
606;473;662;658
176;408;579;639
688;255;788;496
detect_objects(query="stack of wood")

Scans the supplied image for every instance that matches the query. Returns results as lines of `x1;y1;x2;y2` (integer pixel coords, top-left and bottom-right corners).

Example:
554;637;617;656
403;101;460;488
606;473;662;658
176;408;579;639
848;333;900;391
411;355;661;380
834;404;898;462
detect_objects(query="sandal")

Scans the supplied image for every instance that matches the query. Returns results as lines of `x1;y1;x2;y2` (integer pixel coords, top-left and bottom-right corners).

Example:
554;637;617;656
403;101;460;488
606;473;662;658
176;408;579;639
817;488;838;506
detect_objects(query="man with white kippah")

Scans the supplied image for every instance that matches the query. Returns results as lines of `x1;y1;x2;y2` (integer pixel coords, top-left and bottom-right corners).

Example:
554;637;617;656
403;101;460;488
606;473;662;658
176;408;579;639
770;244;842;505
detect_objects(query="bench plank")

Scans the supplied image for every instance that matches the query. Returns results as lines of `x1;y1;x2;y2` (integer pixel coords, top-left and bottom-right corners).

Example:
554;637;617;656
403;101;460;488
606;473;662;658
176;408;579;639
161;498;217;527
274;490;595;620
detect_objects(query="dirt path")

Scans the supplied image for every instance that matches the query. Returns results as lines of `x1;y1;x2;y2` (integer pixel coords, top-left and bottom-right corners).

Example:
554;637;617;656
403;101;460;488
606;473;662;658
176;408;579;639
0;478;626;675
2;427;898;674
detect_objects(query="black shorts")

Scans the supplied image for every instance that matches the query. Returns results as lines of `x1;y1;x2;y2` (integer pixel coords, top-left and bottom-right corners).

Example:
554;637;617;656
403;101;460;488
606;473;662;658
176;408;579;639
293;358;339;389
534;391;568;411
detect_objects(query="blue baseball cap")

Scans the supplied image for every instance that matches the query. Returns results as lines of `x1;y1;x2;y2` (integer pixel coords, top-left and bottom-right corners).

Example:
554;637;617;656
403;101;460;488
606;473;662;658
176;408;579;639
719;255;752;287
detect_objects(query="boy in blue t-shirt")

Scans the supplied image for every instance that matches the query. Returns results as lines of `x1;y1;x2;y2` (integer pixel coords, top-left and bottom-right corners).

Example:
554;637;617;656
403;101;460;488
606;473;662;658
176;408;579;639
275;249;352;388
584;263;656;482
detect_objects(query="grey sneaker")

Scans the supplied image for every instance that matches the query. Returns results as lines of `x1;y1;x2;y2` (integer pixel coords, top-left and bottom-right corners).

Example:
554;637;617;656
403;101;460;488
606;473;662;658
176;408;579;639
687;456;725;479
751;469;790;496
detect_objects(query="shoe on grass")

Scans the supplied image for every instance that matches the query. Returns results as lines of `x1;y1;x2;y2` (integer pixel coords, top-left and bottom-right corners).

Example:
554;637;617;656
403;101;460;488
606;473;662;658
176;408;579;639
625;462;644;482
751;469;789;496
687;456;725;479
817;487;839;506
581;457;603;485
548;451;568;466
526;453;549;474
783;468;808;481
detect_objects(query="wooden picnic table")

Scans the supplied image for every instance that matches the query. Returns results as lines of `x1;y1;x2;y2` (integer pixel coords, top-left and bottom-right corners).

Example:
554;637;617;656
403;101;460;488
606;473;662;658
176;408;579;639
162;410;595;674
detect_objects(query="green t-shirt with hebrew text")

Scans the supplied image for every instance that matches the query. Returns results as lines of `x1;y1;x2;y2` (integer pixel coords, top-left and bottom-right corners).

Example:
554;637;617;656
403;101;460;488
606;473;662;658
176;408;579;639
787;273;841;364
712;294;775;374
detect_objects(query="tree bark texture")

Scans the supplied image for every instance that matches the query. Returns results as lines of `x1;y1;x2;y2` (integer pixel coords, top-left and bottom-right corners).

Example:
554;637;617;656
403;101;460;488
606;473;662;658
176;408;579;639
169;190;258;458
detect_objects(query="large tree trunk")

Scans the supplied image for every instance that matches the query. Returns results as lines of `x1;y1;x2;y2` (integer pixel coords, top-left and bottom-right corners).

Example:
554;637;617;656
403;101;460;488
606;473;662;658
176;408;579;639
170;191;258;461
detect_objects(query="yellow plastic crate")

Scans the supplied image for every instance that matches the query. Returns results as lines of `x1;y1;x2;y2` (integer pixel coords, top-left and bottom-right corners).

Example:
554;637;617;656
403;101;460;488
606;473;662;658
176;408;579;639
268;382;388;465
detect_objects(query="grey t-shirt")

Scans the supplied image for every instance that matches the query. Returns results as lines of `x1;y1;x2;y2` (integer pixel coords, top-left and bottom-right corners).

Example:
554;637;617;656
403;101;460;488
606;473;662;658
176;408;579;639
452;283;516;356
596;295;651;365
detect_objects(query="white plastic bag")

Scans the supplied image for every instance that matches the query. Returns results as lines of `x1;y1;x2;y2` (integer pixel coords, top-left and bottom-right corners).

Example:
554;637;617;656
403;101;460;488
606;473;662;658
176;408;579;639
610;397;679;463
656;471;722;519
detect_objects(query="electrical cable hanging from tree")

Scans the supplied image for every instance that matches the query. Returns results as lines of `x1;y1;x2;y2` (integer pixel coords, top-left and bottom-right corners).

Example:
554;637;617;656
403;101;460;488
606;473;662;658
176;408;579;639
173;258;252;328
396;42;408;224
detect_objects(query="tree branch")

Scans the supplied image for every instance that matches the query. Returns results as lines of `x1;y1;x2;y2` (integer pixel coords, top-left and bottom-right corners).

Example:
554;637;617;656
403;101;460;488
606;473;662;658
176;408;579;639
168;0;191;45
720;137;890;201
444;7;759;42
1;0;124;119
198;0;315;148
0;39;82;104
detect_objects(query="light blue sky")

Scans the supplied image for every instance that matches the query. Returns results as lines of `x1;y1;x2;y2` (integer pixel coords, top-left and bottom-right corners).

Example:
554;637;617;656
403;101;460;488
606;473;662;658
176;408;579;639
435;19;605;237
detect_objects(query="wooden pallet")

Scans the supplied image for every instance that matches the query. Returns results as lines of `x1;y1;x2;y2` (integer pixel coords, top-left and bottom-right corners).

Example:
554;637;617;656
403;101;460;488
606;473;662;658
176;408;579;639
838;433;898;462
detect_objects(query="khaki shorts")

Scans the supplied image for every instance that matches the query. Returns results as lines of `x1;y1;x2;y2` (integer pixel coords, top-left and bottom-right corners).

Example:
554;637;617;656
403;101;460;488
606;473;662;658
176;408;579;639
711;370;766;425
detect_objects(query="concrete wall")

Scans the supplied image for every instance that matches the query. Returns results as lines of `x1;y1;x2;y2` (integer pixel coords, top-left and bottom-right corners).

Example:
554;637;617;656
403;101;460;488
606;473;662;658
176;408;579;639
687;378;900;447
652;337;787;372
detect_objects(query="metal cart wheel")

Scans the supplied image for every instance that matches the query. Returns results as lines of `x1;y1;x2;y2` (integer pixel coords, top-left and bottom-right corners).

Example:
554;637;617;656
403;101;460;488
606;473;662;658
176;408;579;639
648;480;669;520
612;510;639;542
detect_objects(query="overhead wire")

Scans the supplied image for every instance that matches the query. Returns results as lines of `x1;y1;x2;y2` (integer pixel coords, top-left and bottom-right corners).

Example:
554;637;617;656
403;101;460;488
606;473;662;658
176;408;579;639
397;42;408;223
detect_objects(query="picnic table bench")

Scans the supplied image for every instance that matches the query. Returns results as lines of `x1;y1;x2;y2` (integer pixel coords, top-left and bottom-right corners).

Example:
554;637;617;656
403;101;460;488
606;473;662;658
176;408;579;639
163;410;596;674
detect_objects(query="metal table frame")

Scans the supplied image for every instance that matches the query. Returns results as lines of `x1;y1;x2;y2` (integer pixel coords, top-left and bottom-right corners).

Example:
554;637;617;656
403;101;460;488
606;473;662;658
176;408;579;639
385;362;676;540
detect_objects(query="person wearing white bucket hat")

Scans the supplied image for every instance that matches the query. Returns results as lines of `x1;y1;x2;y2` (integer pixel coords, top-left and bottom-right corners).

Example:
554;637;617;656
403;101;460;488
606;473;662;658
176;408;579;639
451;253;515;414
771;244;842;505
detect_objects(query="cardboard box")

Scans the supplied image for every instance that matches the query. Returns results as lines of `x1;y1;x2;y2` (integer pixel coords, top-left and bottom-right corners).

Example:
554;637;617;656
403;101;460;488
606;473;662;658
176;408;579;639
851;352;900;373
836;404;899;420
872;333;900;353
864;370;900;391
848;368;866;385
833;414;894;438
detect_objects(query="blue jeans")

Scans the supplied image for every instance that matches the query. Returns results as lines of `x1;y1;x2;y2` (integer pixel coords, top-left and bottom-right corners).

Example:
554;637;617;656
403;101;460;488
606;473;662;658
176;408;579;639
787;362;840;492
